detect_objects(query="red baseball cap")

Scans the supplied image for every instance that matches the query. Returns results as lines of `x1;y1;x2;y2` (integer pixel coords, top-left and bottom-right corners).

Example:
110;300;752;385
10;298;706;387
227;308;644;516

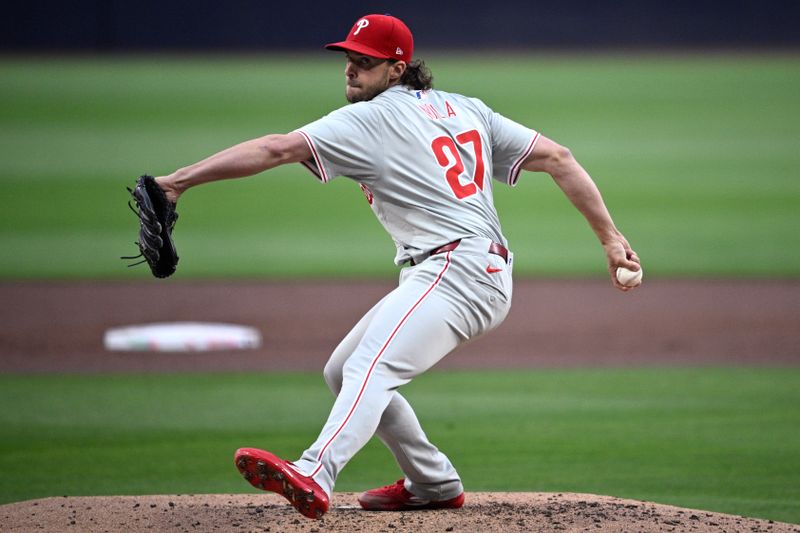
325;14;413;63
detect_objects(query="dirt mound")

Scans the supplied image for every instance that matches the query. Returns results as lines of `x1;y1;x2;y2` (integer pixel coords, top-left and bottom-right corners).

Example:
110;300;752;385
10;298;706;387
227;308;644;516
2;493;797;532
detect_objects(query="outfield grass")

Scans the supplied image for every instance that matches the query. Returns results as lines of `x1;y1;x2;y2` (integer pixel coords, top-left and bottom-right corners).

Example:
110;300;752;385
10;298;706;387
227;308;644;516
0;54;798;278
1;369;798;523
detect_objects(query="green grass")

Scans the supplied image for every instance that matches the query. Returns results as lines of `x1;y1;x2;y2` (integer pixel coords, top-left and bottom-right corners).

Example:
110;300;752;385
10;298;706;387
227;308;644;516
0;54;799;278
1;369;798;523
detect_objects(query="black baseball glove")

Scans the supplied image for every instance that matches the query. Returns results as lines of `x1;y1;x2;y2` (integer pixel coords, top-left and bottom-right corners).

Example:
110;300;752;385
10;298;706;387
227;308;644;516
122;175;179;278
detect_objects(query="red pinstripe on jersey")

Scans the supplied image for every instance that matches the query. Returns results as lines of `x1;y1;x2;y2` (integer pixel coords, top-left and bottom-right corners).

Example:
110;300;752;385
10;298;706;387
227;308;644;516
508;131;540;186
310;251;454;477
296;130;330;183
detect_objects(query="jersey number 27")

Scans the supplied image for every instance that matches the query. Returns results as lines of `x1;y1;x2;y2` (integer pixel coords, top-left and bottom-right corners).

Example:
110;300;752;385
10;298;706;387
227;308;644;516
430;129;485;200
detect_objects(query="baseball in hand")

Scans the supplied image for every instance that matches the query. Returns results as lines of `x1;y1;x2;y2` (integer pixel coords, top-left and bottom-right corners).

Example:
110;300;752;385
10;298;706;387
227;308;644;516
616;266;643;287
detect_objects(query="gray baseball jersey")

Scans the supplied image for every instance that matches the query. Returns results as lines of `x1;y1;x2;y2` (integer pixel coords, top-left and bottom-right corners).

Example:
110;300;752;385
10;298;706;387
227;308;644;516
296;85;539;265
289;85;540;501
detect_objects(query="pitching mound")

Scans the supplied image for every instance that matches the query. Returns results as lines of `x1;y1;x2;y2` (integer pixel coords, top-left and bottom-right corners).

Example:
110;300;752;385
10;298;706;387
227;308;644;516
2;493;797;532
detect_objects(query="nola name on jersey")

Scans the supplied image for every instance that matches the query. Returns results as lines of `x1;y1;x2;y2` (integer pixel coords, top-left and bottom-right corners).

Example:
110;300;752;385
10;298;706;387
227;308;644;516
415;90;457;120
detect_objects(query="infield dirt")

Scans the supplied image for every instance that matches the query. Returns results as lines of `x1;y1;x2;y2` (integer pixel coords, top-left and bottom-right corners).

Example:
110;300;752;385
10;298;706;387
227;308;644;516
1;279;798;373
1;279;799;532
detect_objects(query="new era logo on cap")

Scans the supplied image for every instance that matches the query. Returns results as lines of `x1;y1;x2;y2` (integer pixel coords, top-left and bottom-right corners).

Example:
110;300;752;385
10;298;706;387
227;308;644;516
325;14;414;63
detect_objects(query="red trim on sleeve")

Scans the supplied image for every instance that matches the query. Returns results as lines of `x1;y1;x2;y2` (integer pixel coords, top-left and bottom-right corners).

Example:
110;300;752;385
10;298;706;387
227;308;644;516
296;130;330;183
508;131;540;186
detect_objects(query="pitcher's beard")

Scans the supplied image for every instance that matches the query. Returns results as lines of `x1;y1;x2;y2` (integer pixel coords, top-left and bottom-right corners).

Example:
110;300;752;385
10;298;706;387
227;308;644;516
346;80;390;103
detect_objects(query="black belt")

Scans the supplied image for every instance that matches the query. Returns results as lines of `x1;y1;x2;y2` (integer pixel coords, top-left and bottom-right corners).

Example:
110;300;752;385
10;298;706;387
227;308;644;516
409;239;509;266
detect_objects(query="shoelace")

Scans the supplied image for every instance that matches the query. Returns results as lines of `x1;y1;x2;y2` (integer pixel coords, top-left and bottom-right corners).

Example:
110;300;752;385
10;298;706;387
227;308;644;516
384;479;407;495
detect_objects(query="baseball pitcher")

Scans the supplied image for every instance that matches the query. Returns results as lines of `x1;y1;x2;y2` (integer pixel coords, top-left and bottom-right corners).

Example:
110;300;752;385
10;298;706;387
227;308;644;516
146;14;641;520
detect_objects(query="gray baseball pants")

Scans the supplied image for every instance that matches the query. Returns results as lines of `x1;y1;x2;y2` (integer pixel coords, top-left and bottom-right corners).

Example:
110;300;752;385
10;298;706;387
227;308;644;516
292;237;513;500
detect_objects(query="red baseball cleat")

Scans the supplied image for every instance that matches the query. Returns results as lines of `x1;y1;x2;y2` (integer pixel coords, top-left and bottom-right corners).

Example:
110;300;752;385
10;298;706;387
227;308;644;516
358;479;465;511
234;447;329;520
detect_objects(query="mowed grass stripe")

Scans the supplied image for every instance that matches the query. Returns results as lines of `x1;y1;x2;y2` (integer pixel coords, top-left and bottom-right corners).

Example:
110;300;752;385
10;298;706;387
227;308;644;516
0;54;798;278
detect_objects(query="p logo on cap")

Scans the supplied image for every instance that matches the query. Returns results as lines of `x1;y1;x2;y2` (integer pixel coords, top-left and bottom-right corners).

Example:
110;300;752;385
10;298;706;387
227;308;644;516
325;14;414;63
353;19;370;35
